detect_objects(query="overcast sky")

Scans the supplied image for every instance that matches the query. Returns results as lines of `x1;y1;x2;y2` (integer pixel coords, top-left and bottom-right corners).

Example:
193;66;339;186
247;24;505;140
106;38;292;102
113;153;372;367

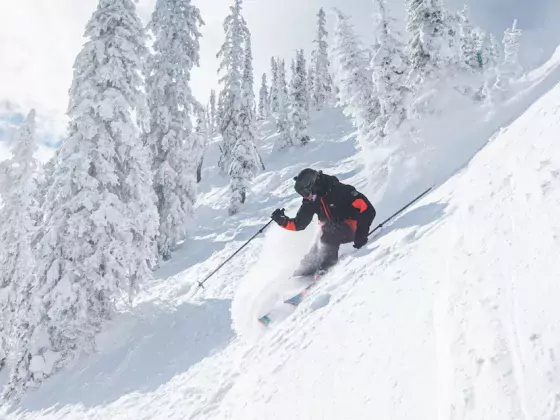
1;0;559;136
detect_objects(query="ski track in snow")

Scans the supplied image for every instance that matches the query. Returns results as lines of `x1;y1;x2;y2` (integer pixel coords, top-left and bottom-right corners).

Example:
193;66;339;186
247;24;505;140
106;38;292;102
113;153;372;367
4;52;560;419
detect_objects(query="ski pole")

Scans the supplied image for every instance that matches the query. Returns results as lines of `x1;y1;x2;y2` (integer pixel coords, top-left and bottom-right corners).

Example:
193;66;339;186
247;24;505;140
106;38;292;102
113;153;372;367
368;186;433;237
197;220;274;289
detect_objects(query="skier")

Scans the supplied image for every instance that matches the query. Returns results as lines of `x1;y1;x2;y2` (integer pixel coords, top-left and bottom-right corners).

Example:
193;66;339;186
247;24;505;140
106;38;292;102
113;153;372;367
271;168;376;276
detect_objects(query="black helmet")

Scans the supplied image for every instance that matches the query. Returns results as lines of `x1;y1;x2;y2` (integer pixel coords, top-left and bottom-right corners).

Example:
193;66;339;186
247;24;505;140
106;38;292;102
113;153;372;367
294;168;320;197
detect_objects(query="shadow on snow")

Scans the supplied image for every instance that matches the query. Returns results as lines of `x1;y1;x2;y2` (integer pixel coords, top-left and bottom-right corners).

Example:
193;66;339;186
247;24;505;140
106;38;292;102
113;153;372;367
388;202;449;232
18;299;234;411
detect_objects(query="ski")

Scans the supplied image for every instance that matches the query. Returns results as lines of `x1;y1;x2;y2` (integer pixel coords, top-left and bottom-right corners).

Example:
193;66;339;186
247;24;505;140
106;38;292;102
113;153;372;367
257;271;325;327
257;314;272;327
283;280;318;306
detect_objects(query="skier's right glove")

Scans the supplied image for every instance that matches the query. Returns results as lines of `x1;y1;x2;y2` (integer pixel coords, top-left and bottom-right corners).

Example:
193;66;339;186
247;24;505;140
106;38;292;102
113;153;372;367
271;208;286;225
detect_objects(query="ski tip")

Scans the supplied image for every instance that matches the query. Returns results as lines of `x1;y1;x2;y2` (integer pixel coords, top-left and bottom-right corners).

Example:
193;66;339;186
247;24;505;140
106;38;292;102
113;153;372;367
258;315;271;327
284;294;303;307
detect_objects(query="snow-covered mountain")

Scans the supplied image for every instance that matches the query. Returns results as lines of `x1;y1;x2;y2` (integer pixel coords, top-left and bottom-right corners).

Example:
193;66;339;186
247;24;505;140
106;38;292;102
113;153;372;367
2;45;560;419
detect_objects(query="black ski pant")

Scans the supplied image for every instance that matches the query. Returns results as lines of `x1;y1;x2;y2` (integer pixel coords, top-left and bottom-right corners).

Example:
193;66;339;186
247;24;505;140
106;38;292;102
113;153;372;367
294;221;355;277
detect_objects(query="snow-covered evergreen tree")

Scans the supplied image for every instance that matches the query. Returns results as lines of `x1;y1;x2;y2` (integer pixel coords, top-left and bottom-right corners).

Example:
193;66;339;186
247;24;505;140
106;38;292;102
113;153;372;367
216;0;262;213
405;0;453;87
457;6;482;71
484;33;501;70
258;73;270;120
3;0;158;400
34;153;56;214
494;19;522;93
209;89;217;135
229;32;264;214
405;0;478;115
274;59;293;149
331;10;378;143
289;50;310;145
0;110;40;371
307;62;315;110
478;32;502;102
312;8;333;109
242;36;255;111
269;57;280;115
216;89;225;133
370;0;409;138
194;102;209;183
216;0;247;174
206;104;212;137
146;0;203;260
443;6;489;98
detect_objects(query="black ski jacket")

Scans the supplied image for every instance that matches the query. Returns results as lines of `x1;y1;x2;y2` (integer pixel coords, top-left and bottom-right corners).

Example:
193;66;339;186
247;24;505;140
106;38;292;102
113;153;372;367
278;174;376;242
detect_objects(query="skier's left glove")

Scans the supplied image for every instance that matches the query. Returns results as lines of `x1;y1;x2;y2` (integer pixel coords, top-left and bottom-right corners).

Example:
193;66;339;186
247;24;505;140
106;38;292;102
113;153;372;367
271;208;286;225
353;235;368;250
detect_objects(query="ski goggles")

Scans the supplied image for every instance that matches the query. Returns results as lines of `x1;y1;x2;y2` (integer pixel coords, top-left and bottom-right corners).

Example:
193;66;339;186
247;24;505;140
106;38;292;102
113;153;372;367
294;173;318;197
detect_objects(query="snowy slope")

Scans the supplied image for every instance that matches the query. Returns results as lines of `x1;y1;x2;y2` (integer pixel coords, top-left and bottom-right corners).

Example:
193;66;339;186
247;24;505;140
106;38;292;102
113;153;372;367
220;81;560;419
4;55;560;419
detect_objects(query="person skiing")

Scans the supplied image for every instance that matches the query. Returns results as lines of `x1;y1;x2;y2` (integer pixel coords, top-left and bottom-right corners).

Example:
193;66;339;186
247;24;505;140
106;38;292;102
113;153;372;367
271;168;376;276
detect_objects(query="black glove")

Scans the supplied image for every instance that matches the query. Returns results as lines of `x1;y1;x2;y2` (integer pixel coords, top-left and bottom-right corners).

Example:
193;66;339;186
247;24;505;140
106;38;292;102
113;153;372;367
271;208;286;225
353;235;368;249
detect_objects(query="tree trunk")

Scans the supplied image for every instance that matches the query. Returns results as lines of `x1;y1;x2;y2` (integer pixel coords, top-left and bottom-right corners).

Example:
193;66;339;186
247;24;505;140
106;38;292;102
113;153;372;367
197;156;204;183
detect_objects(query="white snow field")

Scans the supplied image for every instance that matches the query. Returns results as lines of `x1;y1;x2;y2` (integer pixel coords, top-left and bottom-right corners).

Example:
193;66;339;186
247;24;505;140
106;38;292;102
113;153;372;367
4;50;560;420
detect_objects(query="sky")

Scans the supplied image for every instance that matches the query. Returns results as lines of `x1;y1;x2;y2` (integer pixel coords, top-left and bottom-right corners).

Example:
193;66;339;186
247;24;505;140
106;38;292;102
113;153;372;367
0;0;559;139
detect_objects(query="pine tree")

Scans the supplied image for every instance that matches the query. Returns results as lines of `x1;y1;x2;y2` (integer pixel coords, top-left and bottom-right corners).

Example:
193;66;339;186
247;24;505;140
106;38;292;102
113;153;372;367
0;110;40;371
242;36;255;109
217;0;247;174
479;33;502;102
457;6;482;71
3;0;158;400
307;62;315;110
371;0;410;138
331;10;378;143
289;50;310;145
216;89;225;132
274;59;293;149
229;32;264;214
312;8;333;109
494;19;522;93
485;34;501;70
209;89;217;135
258;73;270;120
206;104;212;137
269;57;280;115
456;5;472;69
216;0;262;213
35;153;57;211
194;102;209;183
443;6;489;99
146;0;203;260
405;0;453;87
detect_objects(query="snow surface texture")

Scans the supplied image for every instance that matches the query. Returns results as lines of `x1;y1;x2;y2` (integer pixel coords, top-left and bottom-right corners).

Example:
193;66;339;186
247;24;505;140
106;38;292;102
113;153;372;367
3;51;560;419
